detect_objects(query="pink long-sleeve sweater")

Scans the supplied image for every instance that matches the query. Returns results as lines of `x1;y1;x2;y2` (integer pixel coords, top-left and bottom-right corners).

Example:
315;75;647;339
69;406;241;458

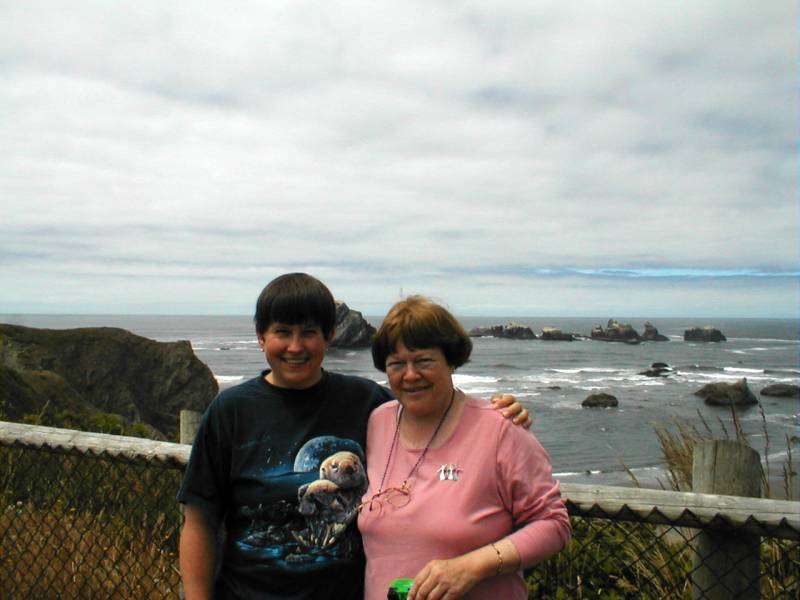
358;397;571;600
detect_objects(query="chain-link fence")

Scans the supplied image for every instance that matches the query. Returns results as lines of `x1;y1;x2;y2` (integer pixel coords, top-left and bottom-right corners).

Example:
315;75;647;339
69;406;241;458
1;422;798;599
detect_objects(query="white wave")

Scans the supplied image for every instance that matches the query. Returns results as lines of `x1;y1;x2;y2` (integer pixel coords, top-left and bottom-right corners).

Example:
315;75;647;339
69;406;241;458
215;375;244;383
554;469;603;478
686;372;772;382
729;337;800;344
584;376;639;383
459;386;502;395
453;374;499;384
549;367;620;374
529;377;577;385
724;367;764;374
550;400;584;410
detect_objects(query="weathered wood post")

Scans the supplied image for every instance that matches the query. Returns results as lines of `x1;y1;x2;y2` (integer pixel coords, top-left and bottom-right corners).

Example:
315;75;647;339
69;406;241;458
691;440;761;599
180;409;202;445
178;409;202;600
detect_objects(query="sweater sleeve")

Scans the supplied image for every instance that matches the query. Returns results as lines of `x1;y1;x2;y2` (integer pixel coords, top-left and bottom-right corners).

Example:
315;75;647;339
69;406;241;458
495;418;571;566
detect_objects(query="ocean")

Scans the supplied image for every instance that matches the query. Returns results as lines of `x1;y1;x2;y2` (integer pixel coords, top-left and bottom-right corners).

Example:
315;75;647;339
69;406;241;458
3;314;798;488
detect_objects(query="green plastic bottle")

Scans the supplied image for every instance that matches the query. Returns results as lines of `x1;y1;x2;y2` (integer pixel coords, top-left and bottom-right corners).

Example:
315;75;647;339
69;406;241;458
387;578;414;600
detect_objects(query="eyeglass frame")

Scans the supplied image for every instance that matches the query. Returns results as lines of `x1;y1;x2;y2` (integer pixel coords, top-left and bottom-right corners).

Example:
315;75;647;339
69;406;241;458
358;484;412;514
385;355;441;376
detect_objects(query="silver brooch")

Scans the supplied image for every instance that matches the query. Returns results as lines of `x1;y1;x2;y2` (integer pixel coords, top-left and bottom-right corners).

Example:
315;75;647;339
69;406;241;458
438;464;460;481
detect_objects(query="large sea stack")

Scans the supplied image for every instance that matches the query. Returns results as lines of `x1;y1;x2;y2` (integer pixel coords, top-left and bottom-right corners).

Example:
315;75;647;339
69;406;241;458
640;322;669;342
0;324;218;438
590;320;640;344
539;327;575;341
330;301;376;348
468;323;536;340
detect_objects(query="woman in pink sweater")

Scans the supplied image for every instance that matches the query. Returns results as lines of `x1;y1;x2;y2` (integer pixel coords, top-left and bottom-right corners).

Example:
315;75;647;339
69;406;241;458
358;296;571;600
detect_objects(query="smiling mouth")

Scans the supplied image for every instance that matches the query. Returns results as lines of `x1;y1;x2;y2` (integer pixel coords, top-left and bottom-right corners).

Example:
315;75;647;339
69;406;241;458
402;385;431;394
283;357;309;365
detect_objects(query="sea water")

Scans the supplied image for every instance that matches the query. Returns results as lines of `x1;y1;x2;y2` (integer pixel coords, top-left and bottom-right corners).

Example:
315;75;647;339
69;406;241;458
3;314;798;487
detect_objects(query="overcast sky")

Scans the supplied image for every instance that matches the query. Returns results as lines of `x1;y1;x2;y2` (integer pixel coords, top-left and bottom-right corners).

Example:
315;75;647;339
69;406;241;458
1;1;797;318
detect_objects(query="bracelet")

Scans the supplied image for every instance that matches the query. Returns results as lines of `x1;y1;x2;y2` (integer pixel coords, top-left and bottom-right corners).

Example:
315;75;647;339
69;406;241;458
490;542;503;576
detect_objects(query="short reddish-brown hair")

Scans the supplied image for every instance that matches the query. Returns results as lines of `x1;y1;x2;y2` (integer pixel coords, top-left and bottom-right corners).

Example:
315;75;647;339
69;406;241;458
371;295;472;371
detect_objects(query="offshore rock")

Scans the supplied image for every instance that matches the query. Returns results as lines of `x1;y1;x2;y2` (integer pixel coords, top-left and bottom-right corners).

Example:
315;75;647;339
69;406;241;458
640;362;673;377
582;393;619;408
539;327;575;342
694;378;757;406
330;301;376;348
0;324;217;438
468;323;536;340
590;320;641;344
684;326;727;342
760;384;800;398
641;322;669;342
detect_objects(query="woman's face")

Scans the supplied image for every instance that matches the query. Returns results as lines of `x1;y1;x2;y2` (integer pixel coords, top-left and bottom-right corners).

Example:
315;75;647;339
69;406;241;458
258;322;328;389
385;342;454;419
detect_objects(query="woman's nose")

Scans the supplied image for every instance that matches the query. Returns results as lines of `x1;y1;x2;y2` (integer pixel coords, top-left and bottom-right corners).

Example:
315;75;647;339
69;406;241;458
401;362;422;379
287;334;303;352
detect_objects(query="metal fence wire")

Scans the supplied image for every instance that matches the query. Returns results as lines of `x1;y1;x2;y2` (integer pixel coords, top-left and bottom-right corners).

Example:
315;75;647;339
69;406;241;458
1;444;183;599
1;434;798;599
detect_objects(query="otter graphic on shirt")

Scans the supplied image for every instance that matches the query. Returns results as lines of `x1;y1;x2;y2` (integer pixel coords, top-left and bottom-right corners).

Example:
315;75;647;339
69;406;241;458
234;435;367;568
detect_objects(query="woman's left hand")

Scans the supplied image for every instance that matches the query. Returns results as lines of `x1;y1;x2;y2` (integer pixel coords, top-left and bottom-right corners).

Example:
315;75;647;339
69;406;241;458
491;394;532;429
408;556;481;600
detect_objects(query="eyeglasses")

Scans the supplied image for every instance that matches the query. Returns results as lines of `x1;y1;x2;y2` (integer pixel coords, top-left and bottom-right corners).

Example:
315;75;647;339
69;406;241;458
385;356;439;375
358;484;411;514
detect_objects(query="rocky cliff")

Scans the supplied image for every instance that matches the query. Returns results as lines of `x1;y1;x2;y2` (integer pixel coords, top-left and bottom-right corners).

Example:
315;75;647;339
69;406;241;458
330;301;376;348
0;324;218;439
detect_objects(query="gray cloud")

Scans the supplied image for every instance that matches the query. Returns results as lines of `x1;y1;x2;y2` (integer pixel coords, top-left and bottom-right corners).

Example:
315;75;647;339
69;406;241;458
1;1;797;316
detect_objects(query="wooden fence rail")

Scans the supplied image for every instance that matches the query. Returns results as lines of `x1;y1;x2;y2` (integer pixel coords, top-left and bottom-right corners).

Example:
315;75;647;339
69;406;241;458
1;420;797;542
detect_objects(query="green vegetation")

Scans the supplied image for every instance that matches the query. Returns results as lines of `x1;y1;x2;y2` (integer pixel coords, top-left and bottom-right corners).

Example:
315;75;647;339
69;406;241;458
20;406;155;438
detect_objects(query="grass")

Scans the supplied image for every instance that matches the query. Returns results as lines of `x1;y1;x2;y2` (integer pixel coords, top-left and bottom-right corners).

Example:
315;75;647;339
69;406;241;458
650;403;797;500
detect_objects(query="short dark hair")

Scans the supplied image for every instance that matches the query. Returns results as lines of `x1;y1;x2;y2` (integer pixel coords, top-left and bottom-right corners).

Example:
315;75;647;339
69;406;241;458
372;295;472;371
254;273;336;340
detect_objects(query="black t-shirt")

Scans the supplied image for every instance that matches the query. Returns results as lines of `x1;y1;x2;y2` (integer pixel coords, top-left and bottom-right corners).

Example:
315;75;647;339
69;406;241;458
178;370;392;600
